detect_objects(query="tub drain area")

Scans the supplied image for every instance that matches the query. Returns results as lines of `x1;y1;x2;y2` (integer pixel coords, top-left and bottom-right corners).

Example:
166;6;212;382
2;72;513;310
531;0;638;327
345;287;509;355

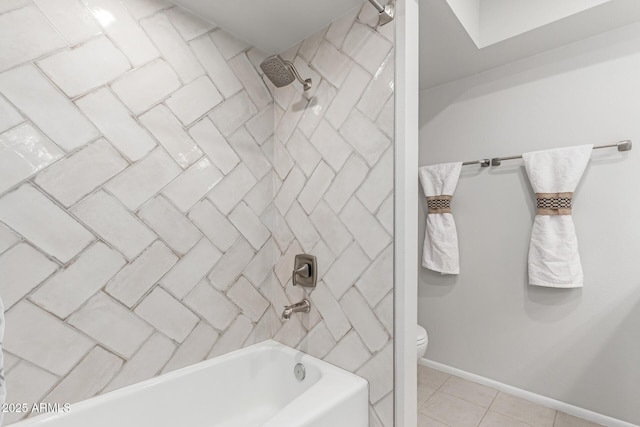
294;363;306;381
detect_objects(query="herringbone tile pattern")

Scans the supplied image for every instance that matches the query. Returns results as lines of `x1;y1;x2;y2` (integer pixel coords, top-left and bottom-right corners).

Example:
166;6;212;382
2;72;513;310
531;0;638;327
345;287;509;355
269;6;395;426
0;1;394;426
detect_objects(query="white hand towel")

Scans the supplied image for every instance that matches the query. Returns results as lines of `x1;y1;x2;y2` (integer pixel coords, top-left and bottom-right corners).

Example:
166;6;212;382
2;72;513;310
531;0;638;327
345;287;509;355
419;162;463;274
523;144;592;287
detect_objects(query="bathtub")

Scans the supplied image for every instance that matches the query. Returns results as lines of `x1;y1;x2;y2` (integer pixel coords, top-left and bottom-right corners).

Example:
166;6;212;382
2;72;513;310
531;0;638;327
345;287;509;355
13;340;369;427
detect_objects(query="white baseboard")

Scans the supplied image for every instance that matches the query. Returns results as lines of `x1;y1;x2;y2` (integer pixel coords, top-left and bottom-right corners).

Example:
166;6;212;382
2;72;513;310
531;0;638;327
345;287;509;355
419;358;639;427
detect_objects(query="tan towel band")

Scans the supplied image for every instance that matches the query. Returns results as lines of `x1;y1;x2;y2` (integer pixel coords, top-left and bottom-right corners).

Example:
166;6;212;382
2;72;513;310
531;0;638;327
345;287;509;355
536;192;573;215
427;195;452;214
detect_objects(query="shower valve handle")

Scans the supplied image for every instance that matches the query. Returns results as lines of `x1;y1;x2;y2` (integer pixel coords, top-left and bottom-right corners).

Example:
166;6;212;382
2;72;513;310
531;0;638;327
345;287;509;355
293;264;310;278
292;254;317;288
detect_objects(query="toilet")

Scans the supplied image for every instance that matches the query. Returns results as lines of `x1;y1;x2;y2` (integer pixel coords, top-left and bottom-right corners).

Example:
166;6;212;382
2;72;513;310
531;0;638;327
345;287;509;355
417;325;428;361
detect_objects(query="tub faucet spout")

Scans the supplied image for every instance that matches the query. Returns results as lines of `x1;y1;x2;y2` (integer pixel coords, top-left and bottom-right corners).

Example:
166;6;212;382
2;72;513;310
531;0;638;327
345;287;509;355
282;299;311;320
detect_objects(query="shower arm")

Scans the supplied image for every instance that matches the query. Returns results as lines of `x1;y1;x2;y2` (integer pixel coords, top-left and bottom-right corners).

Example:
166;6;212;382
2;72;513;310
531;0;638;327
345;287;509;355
368;0;385;13
284;60;312;91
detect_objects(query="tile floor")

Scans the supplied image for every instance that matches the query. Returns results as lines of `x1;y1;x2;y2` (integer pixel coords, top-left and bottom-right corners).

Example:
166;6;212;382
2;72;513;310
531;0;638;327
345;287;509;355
418;365;603;427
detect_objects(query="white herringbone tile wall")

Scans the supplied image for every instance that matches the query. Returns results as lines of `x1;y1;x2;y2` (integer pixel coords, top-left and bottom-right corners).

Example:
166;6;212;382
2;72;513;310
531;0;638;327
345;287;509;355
0;1;275;424
269;6;395;427
0;1;394;426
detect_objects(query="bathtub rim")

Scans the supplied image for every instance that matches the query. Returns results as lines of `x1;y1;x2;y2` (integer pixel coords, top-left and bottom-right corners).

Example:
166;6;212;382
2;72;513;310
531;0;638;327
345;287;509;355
11;339;369;426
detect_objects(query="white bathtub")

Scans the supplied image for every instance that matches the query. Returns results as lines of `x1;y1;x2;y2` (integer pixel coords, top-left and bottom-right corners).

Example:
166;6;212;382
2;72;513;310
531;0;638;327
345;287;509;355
13;340;369;427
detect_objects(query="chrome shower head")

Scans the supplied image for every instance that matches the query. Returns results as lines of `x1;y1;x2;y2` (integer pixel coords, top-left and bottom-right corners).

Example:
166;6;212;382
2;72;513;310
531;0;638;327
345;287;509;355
367;0;395;27
260;55;312;91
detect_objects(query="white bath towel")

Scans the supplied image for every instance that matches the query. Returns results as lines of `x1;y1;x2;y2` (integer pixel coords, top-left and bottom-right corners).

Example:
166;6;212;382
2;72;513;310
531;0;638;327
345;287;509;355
523;144;593;287
419;162;463;274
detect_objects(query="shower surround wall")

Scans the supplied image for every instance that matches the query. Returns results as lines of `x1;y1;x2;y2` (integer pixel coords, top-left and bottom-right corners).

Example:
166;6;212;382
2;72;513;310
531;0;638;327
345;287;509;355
0;3;277;424
269;7;395;427
0;1;394;426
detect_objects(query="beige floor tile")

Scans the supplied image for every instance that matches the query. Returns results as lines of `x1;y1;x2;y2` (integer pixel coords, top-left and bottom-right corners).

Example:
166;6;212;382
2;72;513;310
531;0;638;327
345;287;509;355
491;392;556;427
479;411;531;427
418;381;438;407
554;412;603;427
440;375;498;408
418;364;450;389
418;415;450;427
421;390;487;427
416;368;591;427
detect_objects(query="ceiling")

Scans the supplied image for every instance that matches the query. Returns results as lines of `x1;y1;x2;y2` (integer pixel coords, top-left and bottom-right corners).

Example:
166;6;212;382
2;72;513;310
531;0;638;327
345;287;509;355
169;0;640;91
169;0;365;55
419;0;640;89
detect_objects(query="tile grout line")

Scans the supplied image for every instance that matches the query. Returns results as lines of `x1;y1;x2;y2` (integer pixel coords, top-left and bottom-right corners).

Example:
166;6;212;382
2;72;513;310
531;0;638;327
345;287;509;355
475;387;501;427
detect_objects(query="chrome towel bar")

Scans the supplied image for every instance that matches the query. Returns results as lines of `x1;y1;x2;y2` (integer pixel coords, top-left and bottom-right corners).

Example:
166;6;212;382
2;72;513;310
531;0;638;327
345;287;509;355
490;140;632;166
454;140;632;168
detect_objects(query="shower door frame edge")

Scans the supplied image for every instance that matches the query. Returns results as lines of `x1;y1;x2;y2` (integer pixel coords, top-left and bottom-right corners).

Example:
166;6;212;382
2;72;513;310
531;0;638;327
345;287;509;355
394;0;419;426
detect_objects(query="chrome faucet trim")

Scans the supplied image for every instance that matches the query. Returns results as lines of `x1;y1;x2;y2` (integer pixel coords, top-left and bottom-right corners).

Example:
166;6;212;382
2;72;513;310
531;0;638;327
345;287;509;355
282;299;311;320
292;254;317;288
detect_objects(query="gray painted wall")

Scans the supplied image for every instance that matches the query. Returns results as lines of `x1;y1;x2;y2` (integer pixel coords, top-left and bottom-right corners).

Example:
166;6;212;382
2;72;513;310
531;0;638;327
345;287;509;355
418;21;640;425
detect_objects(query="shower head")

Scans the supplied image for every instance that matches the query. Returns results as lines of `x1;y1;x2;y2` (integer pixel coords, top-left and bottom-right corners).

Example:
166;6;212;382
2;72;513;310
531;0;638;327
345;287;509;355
367;0;395;27
260;55;312;91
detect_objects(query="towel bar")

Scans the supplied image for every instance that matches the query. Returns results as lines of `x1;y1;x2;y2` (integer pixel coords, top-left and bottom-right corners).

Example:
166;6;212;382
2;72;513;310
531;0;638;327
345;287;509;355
490;140;632;166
